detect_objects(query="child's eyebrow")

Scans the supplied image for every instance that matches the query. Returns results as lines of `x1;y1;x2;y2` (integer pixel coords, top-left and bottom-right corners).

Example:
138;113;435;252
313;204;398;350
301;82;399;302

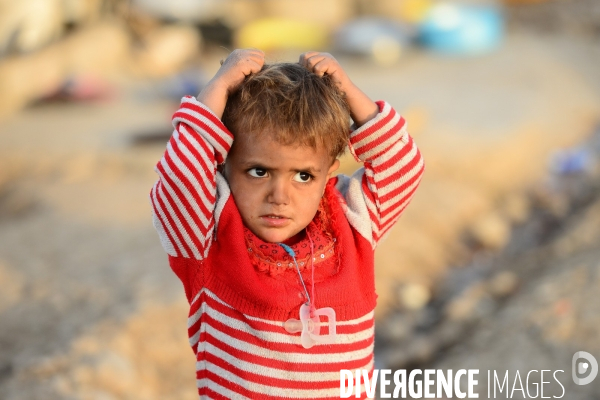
293;166;322;174
241;161;322;174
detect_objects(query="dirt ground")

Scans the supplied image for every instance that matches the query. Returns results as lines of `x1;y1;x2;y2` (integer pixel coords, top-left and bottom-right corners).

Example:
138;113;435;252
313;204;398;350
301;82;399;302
430;181;600;399
1;31;600;399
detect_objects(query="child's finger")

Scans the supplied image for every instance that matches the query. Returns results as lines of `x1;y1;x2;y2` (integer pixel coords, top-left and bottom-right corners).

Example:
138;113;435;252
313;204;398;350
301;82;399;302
227;48;264;66
247;59;264;75
241;53;264;75
299;52;328;71
240;50;263;62
236;48;263;56
246;54;264;68
310;59;338;77
302;54;327;72
247;48;264;55
246;51;265;63
236;59;262;78
299;51;320;67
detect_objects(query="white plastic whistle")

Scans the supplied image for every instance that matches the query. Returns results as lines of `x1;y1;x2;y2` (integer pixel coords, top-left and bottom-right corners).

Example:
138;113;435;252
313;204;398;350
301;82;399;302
284;303;337;349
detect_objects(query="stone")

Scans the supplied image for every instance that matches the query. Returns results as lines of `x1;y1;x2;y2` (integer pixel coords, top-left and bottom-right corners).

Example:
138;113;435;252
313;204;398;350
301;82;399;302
398;282;431;310
488;270;519;298
445;282;491;321
501;193;530;224
469;211;511;250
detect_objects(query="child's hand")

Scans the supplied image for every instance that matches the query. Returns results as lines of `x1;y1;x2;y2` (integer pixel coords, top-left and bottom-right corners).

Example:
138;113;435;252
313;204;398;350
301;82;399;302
198;48;265;119
299;52;351;92
215;49;265;95
299;52;378;127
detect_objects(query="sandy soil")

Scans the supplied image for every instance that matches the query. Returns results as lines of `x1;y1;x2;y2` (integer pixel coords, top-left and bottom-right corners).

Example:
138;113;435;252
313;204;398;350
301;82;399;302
431;185;600;399
1;31;600;399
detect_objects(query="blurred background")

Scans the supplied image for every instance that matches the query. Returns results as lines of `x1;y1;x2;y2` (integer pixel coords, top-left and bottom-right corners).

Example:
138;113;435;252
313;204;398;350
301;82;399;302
1;0;600;398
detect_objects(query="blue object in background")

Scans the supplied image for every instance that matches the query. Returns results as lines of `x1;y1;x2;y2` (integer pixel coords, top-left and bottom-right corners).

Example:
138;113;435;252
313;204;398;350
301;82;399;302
334;18;413;56
161;71;204;100
419;3;504;55
333;17;413;65
550;148;594;175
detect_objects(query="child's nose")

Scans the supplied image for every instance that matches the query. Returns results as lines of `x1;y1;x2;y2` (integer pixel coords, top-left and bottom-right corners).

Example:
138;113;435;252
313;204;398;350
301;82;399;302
267;179;290;205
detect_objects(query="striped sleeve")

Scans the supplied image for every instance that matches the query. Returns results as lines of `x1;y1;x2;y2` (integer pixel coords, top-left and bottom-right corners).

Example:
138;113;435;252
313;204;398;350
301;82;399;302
149;96;234;260
337;101;425;248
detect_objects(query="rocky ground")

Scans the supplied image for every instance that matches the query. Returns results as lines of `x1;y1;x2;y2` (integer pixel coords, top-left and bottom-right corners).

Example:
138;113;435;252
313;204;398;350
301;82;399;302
431;185;600;400
375;128;600;399
1;30;600;399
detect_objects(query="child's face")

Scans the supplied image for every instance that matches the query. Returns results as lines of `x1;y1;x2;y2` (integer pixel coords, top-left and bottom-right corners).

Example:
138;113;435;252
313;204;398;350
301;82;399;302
223;132;339;243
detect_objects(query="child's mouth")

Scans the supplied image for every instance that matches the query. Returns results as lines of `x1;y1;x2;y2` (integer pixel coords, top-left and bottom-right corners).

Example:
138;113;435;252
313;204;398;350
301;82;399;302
260;215;290;227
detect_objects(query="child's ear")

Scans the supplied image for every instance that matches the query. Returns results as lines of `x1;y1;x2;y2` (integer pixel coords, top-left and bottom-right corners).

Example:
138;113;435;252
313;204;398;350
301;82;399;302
218;162;229;181
326;159;340;179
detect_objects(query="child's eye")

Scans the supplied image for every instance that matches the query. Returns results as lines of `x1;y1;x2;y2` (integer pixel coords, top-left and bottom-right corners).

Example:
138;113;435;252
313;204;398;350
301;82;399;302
293;172;313;183
248;168;268;178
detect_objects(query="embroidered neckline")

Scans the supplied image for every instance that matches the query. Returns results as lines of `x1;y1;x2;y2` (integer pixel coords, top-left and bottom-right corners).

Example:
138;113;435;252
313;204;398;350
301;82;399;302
244;196;337;277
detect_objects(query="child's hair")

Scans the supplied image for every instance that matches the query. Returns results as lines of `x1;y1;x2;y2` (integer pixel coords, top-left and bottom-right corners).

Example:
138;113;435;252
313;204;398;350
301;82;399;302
222;62;351;160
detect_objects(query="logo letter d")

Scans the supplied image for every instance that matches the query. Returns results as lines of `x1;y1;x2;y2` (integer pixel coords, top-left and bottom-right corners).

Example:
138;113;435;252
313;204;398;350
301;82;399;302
572;351;598;385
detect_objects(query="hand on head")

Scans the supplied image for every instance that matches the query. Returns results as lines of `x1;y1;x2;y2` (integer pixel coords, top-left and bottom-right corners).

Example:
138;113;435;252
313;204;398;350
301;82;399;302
198;48;377;128
216;49;265;95
299;51;378;127
214;49;349;94
197;48;264;118
298;51;352;93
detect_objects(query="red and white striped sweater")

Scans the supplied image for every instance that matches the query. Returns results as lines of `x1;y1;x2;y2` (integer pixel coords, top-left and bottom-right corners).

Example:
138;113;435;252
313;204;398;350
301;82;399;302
150;96;424;399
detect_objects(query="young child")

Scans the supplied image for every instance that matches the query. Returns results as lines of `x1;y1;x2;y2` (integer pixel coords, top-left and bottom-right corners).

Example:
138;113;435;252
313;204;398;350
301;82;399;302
150;49;424;399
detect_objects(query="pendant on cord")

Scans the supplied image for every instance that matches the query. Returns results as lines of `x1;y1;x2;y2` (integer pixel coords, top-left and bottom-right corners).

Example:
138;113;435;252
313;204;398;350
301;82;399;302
284;303;337;349
277;242;337;348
